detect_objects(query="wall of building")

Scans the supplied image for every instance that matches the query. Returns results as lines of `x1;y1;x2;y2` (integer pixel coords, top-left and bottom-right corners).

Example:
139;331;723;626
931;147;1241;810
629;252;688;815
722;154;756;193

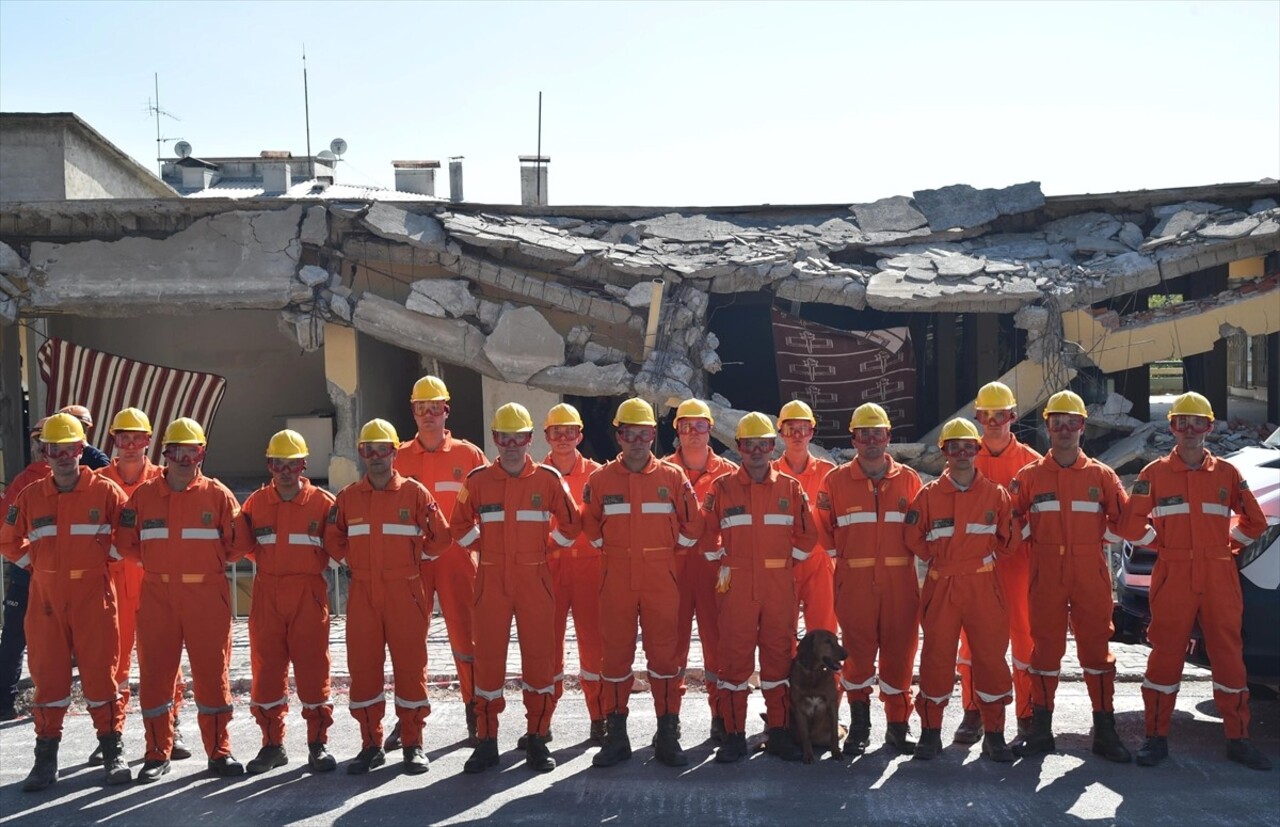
61;125;167;199
0;122;66;201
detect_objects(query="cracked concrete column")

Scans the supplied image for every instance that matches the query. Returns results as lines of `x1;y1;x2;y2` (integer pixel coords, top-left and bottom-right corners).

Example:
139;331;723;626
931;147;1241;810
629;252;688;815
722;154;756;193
324;322;360;490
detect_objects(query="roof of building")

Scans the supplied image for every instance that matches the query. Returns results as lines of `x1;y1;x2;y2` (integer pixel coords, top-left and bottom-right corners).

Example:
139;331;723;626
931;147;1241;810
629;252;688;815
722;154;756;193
180;178;444;202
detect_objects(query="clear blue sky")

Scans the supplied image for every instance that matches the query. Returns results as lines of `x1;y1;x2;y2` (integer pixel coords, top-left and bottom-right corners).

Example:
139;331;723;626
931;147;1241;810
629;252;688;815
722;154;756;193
1;0;1277;206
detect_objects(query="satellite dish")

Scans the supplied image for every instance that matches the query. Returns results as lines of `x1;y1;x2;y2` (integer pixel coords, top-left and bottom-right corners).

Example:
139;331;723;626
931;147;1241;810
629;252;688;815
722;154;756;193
329;138;348;157
174;141;192;158
317;150;337;163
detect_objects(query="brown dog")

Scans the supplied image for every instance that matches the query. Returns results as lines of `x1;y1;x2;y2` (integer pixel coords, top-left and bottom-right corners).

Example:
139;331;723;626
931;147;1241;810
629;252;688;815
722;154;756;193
789;629;846;763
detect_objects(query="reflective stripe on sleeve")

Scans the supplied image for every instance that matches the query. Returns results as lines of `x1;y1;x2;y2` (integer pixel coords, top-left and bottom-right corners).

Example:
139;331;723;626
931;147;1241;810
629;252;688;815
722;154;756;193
1152;503;1191;517
676;533;698;548
791;547;808;560
1135;527;1157;546
925;526;954;541
1231;526;1254;545
550;529;573;548
28;525;57;541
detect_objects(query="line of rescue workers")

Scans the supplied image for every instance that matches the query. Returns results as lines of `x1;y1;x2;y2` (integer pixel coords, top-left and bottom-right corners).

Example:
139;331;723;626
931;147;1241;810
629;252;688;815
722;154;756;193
0;378;1271;793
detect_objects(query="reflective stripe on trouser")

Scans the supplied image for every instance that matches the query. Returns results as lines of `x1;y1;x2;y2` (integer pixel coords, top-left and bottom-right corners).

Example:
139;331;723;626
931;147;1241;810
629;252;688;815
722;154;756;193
676;552;722;718
794;551;838;635
249;573;334;745
715;569;797;733
959;545;1032;718
835;564;919;723
346;575;430;749
419;546;476;705
27;571;124;739
550;554;605;721
1026;547;1117;712
109;559;145;709
1143;556;1251;738
599;553;683;717
473;559;558;739
137;578;233;760
917;570;1011;732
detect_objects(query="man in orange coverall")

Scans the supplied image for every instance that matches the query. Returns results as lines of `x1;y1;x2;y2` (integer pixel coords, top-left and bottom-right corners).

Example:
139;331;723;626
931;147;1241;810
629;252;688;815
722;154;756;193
235;430;339;774
115;417;245;782
327;418;452;776
388;375;487;749
583;397;702;769
451;402;579;775
906;417;1015;763
1007;391;1130;763
1117;392;1271;771
955;381;1040;745
665;398;736;743
1;413;130;790
542;403;605;743
703;412;818;764
814;403;923;757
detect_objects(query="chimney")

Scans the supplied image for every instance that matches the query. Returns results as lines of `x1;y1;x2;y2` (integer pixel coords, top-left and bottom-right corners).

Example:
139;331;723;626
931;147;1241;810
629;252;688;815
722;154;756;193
262;162;292;195
393;161;440;196
519;155;549;206
449;157;464;203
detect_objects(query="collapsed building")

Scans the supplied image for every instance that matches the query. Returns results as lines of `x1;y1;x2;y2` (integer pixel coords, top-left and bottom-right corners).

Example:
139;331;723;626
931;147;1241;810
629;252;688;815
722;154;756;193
1;112;1277;488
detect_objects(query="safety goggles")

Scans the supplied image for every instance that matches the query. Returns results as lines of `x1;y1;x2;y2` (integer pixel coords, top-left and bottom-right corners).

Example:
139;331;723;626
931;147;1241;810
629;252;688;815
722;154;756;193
412;401;448;417
113;432;150;450
942;440;979;458
162;445;205;465
493;431;533;448
267;458;306;475
1169;415;1212;435
676;419;711;436
780;422;814;438
976;409;1016;426
42;442;84;460
1046;413;1085;433
545;425;581;442
853;427;889;444
617;426;657;444
357;442;395;460
737;438;776;455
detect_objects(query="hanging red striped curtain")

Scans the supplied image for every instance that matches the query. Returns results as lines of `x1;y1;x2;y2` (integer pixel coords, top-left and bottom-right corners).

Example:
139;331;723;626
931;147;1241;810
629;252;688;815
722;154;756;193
772;308;917;444
37;337;228;463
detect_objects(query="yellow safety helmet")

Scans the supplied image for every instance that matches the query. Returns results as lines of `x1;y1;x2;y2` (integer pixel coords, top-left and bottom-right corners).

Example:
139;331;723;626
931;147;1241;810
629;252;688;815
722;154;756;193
937;417;981;448
778;399;816;425
163;417;207;446
492;402;534;433
1168;391;1214;422
613;398;657;427
674;398;713;424
358;419;399;444
544;403;584;428
266;429;309;459
735;412;777;440
975;381;1017;411
41;412;86;444
849;403;892;431
410;375;450;402
1042;390;1088;419
109;407;152;434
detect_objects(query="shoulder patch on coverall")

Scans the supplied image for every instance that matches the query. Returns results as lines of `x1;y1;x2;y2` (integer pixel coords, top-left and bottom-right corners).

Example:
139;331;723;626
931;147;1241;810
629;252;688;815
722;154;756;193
1132;480;1150;496
4;506;16;525
905;510;919;525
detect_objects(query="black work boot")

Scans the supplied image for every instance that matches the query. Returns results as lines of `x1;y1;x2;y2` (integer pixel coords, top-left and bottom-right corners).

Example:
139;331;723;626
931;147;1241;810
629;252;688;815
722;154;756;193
765;727;803;762
308;742;337;772
402;745;429;775
463;738;499;774
1016;716;1033;740
715;732;748;763
136;759;170;783
347;746;386;775
22;738;59;792
383;721;403;752
1136;735;1168;767
953;709;982;745
88;741;104;766
709;716;727;745
654;714;688;767
465;702;478;747
844;702;871;756
99;733;131;785
1013;706;1055;758
247;744;288;774
525;733;556;772
1226;739;1273;771
517;730;553;750
884;722;916;754
1091;712;1132;763
207;754;245;777
913;728;943;760
589;719;607;744
983;731;1014;763
170;719;192;760
592;713;632;768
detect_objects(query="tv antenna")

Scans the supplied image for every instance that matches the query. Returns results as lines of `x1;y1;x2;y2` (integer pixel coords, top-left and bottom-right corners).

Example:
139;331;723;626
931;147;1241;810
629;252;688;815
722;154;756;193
146;72;182;176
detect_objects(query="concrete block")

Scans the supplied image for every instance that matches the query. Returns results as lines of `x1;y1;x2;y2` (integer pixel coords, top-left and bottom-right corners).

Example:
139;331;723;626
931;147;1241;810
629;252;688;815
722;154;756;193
482;306;565;383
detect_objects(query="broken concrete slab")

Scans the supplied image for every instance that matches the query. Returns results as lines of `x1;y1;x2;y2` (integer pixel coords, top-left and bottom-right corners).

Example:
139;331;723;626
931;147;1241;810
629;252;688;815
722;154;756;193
1118;222;1144;250
298;265;330;287
1198;216;1261;239
0;241;28;278
851;196;928;234
300;205;328;246
934;254;985;279
528;362;633;396
482;305;566;383
912;184;999;231
353;292;493;371
1151;209;1207;238
278;309;323;352
775;274;868;308
407;278;478;318
990;181;1046;216
362;203;446;250
1043;212;1123;245
405;289;447;318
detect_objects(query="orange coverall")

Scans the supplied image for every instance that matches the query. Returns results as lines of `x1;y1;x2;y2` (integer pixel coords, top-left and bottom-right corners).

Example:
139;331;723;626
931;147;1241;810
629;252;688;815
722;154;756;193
327;471;451;750
1010;452;1127;712
906;471;1014;733
774;456;838;636
815;456;923;722
543;451;604;722
1117;450;1268;739
582;456;702;718
666;448;736;720
396;432;487;710
116;471;242;762
1;468;126;740
236;478;338;747
97;459;164;706
958;436;1040;720
451;457;579;739
703;466;817;734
